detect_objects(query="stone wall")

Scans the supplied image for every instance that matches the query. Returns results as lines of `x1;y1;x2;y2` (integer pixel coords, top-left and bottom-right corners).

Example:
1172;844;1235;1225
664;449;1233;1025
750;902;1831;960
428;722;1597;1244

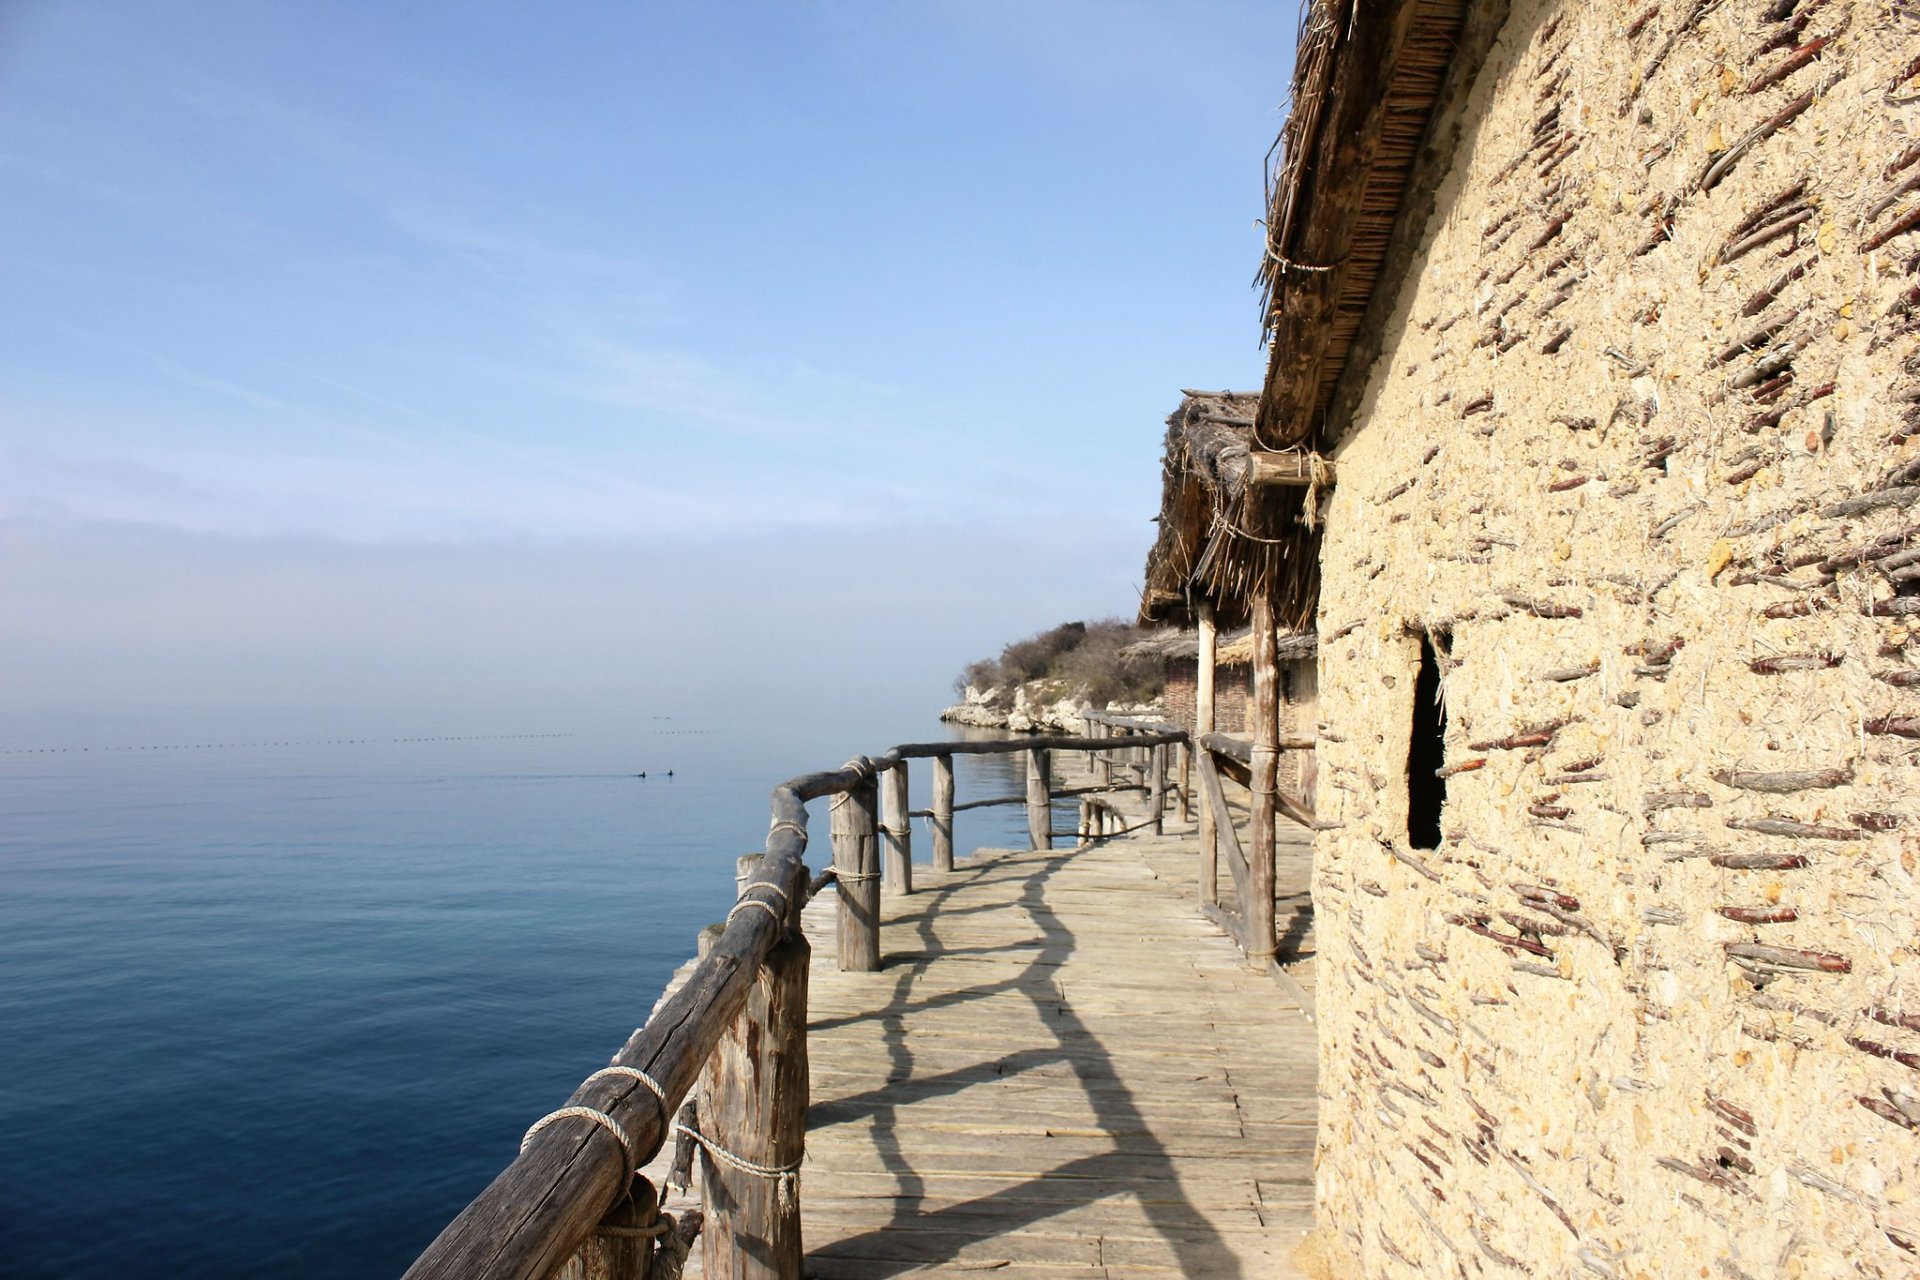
1307;1;1920;1275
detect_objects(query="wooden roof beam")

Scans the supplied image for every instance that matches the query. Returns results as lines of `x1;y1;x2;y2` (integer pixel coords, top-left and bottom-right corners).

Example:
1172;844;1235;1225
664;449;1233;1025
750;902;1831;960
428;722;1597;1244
1248;449;1336;489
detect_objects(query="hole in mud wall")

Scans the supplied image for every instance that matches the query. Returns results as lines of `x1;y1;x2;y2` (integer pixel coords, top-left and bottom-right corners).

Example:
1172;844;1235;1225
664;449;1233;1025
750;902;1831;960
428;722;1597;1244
1407;632;1449;850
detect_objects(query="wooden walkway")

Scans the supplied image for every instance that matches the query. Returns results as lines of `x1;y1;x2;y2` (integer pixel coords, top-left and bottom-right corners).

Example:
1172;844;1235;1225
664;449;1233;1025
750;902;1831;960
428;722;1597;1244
646;793;1319;1279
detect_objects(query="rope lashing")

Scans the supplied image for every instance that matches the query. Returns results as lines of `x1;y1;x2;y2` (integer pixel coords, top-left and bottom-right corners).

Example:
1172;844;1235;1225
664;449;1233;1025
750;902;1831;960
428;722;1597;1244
1302;451;1332;530
596;1219;672;1240
522;1106;637;1171
580;1065;669;1119
725;897;782;925
673;1117;803;1214
739;881;789;908
768;818;806;843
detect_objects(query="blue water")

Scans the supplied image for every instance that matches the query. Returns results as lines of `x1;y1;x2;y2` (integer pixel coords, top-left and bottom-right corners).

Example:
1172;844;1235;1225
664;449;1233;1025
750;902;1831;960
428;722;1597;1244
0;721;1038;1278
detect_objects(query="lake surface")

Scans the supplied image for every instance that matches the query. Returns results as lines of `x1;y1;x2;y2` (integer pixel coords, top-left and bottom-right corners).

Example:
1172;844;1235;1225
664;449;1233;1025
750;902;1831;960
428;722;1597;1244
0;719;1043;1278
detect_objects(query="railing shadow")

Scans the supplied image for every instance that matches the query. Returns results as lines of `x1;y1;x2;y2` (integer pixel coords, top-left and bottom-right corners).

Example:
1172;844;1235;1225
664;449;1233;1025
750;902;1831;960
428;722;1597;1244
806;834;1246;1278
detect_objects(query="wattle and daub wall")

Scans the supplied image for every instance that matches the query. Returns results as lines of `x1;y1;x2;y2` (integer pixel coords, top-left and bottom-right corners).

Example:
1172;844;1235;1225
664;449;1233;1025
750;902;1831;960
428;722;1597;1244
1310;0;1920;1275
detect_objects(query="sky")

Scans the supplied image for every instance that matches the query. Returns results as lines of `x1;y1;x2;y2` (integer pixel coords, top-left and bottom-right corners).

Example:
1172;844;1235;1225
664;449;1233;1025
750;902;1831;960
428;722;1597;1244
0;1;1296;745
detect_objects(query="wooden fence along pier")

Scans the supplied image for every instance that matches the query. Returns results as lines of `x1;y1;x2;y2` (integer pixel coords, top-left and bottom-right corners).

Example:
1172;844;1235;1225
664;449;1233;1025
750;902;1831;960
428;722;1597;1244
404;721;1316;1280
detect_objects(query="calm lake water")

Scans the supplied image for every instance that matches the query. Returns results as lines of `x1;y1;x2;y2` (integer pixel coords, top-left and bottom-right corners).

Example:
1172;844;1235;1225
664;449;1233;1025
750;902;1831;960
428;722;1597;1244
0;720;1041;1278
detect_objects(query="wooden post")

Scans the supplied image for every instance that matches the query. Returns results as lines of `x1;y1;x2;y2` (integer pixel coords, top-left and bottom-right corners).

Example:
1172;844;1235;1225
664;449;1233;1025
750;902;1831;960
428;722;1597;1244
879;763;912;896
830;772;880;972
736;855;762;899
1097;722;1112;785
931;753;954;874
697;927;808;1280
555;1174;658;1280
1025;747;1051;851
1176;742;1191;823
1149;743;1167;835
1196;604;1219;904
1249;592;1279;962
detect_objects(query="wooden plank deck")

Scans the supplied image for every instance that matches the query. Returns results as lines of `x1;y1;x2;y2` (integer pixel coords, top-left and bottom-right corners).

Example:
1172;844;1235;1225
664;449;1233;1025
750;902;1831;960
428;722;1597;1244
645;779;1319;1279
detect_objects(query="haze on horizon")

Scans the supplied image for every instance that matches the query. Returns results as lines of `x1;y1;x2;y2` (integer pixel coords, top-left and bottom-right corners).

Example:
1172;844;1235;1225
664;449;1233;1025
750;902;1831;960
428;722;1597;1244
0;1;1295;747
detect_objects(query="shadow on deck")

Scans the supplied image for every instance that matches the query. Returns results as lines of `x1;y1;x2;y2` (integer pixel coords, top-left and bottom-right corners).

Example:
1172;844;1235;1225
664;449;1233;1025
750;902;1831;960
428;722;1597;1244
787;813;1317;1278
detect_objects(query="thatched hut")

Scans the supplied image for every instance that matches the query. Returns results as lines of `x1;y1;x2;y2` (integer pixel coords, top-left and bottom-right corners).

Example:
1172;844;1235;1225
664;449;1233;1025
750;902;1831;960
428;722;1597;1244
1216;0;1920;1273
1126;624;1320;807
1140;389;1325;814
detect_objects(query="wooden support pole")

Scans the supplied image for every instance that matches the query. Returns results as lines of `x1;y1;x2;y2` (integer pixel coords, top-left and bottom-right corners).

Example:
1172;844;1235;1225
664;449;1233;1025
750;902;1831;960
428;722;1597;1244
830;773;880;972
1149;743;1167;835
736;855;762;899
1249;591;1280;962
1096;722;1112;784
1196;604;1219;905
1025;748;1052;851
555;1175;658;1280
930;753;954;875
1175;741;1191;823
697;926;808;1280
880;764;912;896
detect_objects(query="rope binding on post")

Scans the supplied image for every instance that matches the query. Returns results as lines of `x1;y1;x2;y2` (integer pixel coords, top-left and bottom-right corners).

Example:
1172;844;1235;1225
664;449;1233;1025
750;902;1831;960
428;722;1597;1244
672;1116;804;1214
521;1106;637;1171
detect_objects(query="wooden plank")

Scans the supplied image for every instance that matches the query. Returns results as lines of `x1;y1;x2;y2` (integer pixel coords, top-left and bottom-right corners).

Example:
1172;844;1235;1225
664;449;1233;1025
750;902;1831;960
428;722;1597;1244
1195;750;1255;918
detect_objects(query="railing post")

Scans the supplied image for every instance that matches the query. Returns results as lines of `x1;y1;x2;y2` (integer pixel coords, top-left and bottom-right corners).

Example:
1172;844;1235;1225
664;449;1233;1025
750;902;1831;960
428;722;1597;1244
1175;741;1191;824
1097;723;1112;785
555;1174;661;1280
830;770;881;972
880;763;912;896
1249;592;1280;962
931;753;954;874
1196;604;1219;905
1149;743;1167;835
1025;747;1052;851
697;918;808;1280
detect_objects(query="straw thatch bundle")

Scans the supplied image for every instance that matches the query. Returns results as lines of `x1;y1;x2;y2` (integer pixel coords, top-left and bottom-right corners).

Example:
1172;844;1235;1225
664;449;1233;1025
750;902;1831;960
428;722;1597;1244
1138;391;1321;629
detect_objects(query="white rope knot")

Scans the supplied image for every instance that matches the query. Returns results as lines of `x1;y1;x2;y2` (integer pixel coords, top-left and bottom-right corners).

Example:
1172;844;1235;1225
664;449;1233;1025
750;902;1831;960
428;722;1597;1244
739;881;790;908
726;897;783;926
1303;451;1332;530
580;1065;669;1119
833;870;880;884
522;1106;636;1170
673;1119;803;1214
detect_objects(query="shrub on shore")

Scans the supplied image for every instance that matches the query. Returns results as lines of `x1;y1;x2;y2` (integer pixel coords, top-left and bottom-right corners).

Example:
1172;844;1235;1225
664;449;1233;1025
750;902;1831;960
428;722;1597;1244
956;619;1162;708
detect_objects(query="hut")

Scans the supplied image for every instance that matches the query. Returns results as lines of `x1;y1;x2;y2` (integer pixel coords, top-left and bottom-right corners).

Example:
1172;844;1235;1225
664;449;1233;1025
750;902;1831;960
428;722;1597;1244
1215;0;1920;1274
1139;390;1324;810
1124;625;1321;808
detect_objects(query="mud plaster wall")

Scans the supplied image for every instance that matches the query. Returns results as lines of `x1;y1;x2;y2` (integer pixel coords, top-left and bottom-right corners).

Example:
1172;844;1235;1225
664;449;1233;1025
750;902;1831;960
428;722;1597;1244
1308;1;1920;1276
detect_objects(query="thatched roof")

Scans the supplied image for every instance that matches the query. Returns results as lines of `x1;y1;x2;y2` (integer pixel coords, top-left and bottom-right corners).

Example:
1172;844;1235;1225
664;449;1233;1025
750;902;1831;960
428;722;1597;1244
1140;390;1308;629
1123;626;1318;669
1143;2;1496;630
1210;0;1490;626
1253;0;1479;451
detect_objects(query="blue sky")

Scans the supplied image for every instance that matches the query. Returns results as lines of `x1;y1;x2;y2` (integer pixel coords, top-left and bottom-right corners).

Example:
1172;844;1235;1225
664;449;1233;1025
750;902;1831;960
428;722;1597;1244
0;2;1294;740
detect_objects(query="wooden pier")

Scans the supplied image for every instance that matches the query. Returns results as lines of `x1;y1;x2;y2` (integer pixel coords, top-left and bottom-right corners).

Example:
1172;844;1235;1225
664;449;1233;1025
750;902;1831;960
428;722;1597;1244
405;725;1318;1280
650;769;1316;1277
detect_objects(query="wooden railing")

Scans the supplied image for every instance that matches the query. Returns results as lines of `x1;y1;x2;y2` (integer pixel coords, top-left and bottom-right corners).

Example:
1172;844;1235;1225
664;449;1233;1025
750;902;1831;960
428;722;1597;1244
403;727;1185;1280
1193;730;1318;1021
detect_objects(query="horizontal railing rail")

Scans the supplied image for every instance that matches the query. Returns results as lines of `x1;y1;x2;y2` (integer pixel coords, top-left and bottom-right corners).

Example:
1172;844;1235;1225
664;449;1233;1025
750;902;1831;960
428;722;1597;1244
404;727;1186;1280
